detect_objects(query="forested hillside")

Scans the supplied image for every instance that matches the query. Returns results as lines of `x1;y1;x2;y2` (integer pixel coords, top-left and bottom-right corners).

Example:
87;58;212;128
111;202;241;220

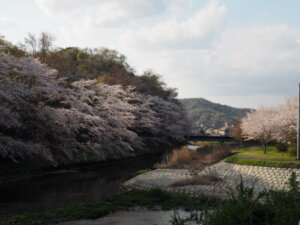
0;34;191;168
180;98;251;129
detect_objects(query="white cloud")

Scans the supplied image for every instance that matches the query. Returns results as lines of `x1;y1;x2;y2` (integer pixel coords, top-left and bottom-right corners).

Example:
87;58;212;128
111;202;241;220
0;18;17;30
34;0;300;108
118;3;300;106
35;0;98;17
206;94;287;109
208;25;300;77
119;0;226;51
35;0;190;26
165;0;196;12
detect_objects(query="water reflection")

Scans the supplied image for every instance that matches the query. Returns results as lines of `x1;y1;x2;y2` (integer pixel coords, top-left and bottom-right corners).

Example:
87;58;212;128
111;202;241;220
0;154;165;220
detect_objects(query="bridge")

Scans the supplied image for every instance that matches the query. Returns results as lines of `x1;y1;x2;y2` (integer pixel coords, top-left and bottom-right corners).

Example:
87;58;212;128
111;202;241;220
185;135;235;142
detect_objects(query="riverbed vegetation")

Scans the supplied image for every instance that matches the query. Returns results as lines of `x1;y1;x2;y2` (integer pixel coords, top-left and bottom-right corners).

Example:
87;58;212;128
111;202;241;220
155;143;233;170
225;146;300;168
170;172;300;225
3;173;300;225
136;169;152;175
0;189;218;225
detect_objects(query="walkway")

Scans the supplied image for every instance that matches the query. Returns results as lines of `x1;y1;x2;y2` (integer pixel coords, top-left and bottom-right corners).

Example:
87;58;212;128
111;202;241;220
123;162;300;198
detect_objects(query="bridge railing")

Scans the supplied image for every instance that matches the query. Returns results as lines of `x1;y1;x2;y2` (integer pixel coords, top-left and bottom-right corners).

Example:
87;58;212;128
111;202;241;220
185;135;235;142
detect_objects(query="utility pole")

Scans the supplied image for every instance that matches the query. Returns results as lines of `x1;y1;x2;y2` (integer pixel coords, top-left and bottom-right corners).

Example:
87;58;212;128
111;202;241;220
298;83;300;160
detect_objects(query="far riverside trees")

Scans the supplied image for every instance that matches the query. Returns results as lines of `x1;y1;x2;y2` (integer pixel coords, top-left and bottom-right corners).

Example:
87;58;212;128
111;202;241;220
43;48;177;100
24;32;55;58
21;32;177;100
241;97;298;154
232;120;243;149
0;35;191;166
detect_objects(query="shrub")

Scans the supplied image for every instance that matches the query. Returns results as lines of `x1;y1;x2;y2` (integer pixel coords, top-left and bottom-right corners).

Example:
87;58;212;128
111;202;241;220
275;142;288;152
155;144;232;170
171;173;300;225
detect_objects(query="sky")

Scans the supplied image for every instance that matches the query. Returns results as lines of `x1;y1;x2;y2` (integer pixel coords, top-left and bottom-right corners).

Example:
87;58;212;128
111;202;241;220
1;0;300;109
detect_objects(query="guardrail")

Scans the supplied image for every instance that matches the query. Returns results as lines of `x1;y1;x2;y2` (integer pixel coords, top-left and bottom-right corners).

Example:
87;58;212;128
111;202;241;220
185;135;235;142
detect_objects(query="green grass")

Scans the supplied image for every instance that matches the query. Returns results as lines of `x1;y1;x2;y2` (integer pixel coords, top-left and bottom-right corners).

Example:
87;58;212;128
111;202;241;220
0;189;218;225
225;156;300;168
107;188;217;210
136;169;151;175
234;146;296;159
225;146;300;168
0;202;114;225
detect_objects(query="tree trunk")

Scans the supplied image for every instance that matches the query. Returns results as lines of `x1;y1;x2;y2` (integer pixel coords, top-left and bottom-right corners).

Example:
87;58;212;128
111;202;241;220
262;142;267;154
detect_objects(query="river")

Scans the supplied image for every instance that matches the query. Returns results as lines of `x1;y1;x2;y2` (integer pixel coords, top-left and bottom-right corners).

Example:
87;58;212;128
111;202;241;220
0;153;167;220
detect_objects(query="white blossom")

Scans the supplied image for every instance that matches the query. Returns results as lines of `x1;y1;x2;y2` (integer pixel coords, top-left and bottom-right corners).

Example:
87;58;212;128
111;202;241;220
241;106;277;153
0;53;191;165
273;97;298;143
241;97;298;152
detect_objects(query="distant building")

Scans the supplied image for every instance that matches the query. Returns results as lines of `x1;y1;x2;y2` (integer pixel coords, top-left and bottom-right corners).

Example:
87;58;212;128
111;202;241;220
204;122;234;137
205;128;217;136
215;125;233;137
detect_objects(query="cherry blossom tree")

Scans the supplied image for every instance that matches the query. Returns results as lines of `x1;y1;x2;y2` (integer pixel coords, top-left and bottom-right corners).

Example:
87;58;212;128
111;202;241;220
273;97;298;144
0;52;191;166
241;98;298;153
241;107;277;154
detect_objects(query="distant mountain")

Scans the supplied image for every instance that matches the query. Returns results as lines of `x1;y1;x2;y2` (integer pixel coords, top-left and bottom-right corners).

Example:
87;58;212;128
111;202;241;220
180;98;252;130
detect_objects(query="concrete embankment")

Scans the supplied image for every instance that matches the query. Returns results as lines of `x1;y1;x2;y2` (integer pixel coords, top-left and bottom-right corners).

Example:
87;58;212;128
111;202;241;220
123;161;300;198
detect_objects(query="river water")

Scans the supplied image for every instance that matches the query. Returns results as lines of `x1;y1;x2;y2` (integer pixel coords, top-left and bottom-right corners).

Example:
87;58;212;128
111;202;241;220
0;153;167;220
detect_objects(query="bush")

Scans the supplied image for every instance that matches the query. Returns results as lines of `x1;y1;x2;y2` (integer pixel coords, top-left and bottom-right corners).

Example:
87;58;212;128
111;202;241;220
171;173;300;225
288;144;297;157
155;144;232;170
275;142;288;152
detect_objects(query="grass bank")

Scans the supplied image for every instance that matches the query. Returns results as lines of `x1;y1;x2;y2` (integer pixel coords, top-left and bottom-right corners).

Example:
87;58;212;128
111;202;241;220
0;189;218;225
225;146;300;168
